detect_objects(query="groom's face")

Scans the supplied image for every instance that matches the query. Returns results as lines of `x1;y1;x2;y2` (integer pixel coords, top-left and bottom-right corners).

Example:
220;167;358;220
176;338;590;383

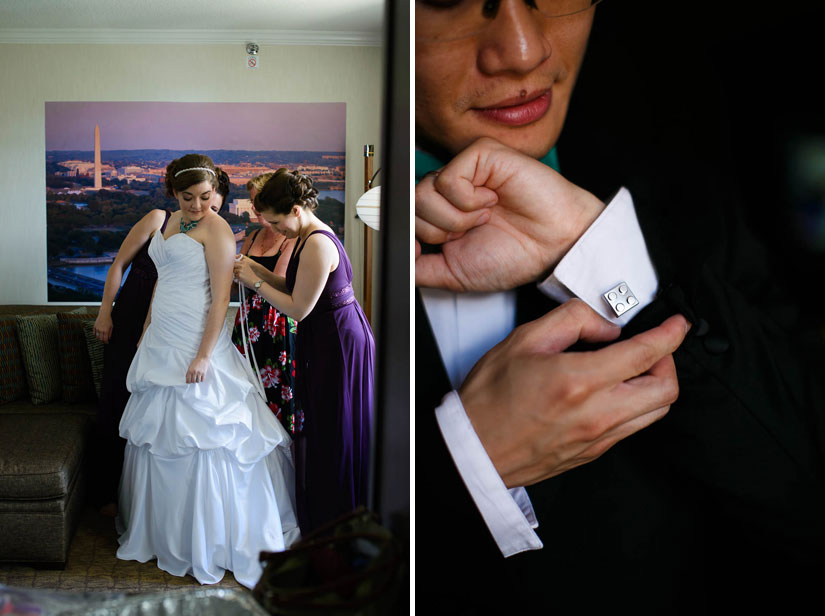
415;0;595;159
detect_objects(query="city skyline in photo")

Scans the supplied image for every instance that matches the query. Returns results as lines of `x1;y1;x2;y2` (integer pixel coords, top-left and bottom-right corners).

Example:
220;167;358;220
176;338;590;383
45;101;347;302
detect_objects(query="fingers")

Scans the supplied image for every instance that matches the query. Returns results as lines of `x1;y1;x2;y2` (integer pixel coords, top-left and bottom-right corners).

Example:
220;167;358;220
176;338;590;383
414;215;451;245
500;301;687;388
233;261;250;284
542;369;676;485
518;306;684;440
186;358;208;384
415;252;463;292
512;299;621;355
423;168;499;212
186;371;206;384
590;353;679;432
415;177;492;245
581;314;689;388
430;144;502;211
622;353;678;395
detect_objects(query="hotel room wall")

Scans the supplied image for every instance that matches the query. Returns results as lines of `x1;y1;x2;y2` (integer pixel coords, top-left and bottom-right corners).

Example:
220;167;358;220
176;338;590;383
0;43;383;304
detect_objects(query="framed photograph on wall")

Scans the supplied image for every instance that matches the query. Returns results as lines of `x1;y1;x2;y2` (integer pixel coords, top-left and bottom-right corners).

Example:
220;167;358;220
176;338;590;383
44;101;346;303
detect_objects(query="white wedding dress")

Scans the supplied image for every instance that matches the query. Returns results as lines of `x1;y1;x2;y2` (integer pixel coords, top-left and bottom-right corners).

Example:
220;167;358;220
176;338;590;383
115;229;300;589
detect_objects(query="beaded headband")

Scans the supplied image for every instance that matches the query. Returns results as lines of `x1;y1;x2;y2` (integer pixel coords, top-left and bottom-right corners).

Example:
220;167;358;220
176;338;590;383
174;167;216;178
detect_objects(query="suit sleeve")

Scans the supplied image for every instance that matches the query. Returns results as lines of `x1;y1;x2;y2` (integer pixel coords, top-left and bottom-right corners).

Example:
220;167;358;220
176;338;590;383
415;292;535;610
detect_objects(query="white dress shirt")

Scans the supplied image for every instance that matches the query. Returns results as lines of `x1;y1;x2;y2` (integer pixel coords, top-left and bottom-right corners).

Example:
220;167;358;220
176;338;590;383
422;187;659;557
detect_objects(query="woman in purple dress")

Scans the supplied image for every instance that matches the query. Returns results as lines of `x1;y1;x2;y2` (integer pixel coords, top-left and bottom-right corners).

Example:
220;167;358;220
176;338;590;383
91;168;230;515
233;168;374;533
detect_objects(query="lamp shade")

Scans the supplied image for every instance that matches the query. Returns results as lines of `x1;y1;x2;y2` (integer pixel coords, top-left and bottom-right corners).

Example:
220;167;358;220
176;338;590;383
355;185;381;231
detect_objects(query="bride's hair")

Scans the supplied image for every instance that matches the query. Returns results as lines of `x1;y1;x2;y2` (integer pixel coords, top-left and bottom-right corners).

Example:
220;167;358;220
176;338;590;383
254;168;319;215
164;154;219;197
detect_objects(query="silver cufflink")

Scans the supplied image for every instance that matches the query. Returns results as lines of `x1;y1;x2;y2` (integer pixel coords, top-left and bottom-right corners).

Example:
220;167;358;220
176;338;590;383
603;282;638;317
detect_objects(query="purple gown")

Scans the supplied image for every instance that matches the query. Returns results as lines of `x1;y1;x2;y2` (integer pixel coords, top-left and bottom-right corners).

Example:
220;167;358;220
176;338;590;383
285;230;374;533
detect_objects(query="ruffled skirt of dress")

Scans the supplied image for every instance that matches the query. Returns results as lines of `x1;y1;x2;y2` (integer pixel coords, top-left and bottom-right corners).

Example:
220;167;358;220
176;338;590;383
115;319;300;589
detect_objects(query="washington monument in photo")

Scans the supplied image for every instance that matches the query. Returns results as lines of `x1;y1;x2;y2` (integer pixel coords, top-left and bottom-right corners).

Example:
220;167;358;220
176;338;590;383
94;124;101;189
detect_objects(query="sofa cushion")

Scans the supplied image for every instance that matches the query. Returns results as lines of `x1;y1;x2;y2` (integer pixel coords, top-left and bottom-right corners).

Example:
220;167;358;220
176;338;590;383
0;316;27;404
82;320;105;398
0;413;89;500
15;314;62;405
56;310;97;403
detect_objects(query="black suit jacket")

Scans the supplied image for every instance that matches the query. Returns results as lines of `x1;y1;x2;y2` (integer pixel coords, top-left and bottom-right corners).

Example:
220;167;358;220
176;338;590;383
415;175;825;614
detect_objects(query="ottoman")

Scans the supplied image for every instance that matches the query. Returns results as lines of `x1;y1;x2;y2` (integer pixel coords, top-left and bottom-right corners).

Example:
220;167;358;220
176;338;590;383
0;410;91;566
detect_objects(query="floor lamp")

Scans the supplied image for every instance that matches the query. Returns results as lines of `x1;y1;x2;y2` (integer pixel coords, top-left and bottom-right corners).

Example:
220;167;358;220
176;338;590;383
356;144;381;324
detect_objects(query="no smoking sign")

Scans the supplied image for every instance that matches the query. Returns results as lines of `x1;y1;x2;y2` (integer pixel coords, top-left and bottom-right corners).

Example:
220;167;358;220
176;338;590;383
247;55;259;69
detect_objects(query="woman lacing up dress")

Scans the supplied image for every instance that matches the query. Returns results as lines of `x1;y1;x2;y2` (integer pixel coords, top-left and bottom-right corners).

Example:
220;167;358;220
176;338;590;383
231;172;300;434
234;168;374;534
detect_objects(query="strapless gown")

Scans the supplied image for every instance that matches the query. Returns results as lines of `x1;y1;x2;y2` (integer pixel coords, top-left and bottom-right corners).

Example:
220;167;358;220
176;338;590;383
115;229;300;589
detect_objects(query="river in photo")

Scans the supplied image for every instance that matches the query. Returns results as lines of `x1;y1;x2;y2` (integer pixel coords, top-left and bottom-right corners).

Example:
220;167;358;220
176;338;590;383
62;264;113;282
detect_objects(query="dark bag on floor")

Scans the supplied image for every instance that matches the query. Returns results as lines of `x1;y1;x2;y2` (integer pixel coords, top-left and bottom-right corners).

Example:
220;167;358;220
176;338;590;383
252;507;404;616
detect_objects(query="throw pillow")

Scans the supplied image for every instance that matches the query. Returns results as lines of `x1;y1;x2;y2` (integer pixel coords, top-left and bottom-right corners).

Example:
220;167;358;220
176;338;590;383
56;309;97;402
15;314;62;405
0;316;28;404
82;320;105;398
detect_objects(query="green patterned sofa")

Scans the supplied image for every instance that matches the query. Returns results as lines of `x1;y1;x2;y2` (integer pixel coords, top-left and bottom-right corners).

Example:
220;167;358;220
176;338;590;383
0;305;101;567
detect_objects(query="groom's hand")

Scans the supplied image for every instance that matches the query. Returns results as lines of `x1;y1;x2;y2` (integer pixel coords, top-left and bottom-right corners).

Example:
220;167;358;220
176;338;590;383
415;137;604;292
459;300;690;488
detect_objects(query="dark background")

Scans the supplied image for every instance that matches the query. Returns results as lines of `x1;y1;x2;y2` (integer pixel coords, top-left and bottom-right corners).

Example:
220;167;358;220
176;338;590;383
557;0;825;332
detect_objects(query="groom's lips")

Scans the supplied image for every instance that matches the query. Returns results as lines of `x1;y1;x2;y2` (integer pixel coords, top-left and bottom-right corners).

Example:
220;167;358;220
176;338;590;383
472;90;552;126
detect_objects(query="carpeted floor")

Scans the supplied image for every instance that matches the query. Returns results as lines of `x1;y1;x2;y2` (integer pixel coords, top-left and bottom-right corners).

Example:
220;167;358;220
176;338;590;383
0;506;245;593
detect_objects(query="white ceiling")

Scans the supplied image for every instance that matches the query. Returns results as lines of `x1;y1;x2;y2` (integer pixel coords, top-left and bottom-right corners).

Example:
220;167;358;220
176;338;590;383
0;0;385;45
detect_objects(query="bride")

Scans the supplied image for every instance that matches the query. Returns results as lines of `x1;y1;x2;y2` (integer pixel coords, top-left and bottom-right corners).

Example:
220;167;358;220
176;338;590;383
115;153;299;589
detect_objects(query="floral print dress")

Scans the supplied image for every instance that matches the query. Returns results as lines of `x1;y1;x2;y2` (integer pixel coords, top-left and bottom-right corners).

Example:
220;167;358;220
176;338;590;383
231;250;302;434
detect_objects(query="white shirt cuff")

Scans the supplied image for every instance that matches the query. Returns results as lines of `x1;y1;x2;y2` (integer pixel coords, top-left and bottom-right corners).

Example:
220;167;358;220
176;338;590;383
538;187;658;326
435;390;543;557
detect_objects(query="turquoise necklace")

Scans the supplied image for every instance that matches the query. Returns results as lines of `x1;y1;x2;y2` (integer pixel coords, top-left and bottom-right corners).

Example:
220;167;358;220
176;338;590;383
180;217;200;234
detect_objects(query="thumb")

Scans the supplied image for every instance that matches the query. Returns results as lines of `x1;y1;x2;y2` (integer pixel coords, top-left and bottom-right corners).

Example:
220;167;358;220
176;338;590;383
517;299;621;355
415;252;464;292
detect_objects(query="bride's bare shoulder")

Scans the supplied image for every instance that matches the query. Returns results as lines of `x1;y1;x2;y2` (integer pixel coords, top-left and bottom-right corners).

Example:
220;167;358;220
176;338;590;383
201;213;234;244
